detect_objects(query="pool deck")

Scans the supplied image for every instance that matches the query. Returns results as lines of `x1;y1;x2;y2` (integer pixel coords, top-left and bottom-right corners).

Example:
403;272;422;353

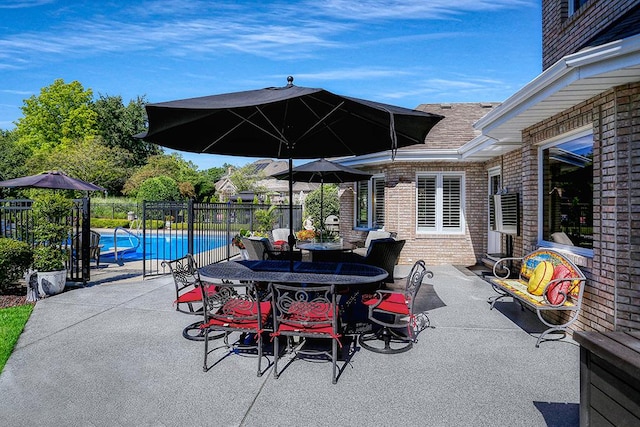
0;261;580;426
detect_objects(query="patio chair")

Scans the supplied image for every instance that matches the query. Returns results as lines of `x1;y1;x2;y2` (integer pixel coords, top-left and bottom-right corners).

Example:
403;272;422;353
270;283;342;384
271;228;290;249
242;237;302;261
348;238;406;287
71;230;103;266
201;281;272;377
162;254;222;341
352;230;393;256
359;260;433;354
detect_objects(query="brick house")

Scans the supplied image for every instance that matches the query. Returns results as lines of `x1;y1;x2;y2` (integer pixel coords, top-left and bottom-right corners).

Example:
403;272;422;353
338;103;500;267
339;0;640;333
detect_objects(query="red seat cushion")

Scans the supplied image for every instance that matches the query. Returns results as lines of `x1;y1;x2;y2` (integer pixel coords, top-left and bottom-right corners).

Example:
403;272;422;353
176;285;217;304
273;240;287;249
204;300;271;329
546;265;572;305
362;292;409;315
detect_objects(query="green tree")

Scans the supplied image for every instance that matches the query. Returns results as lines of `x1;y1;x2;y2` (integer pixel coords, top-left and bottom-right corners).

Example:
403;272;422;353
229;163;266;193
136;176;180;201
122;153;211;200
28;138;134;195
92;94;161;166
0;129;29;183
304;184;339;229
15;79;97;153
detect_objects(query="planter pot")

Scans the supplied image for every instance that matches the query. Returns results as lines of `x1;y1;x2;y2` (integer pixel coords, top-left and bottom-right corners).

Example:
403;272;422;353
36;269;67;298
239;249;249;260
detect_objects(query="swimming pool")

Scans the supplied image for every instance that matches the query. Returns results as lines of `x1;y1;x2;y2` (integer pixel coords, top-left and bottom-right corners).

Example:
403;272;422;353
99;233;227;261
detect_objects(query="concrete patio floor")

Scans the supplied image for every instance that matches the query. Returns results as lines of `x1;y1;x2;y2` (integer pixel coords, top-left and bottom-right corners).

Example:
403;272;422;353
0;263;580;426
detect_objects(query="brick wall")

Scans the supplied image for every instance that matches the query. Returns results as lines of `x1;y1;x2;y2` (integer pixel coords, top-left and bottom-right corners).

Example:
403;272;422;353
339;161;487;267
518;81;640;333
542;0;639;69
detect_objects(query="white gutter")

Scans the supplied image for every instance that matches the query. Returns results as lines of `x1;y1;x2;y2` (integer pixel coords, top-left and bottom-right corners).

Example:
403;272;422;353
474;33;640;140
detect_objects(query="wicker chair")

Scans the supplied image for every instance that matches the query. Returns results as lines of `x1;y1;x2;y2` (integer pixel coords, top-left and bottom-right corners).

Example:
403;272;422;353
358;260;433;354
242;237;302;261
347;238;406;288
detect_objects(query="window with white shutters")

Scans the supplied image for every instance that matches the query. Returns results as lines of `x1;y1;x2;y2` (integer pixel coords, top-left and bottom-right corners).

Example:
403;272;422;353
417;173;464;233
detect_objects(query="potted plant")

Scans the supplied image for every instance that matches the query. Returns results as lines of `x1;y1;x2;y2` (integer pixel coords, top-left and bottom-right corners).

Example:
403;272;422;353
29;192;73;298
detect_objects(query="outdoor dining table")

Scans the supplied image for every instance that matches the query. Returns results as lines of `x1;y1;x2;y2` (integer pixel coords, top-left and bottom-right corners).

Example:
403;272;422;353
199;259;387;286
199;260;388;336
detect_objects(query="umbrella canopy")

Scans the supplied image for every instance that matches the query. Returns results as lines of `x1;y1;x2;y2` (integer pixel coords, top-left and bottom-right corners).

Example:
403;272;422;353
272;158;373;184
138;77;443;159
0;171;105;191
273;159;372;239
138;77;444;261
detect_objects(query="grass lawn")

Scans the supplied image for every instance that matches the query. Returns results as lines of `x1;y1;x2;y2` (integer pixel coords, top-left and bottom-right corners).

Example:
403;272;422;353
0;304;33;374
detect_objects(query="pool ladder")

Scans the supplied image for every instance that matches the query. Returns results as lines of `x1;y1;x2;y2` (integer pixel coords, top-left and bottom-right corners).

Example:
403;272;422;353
113;227;142;261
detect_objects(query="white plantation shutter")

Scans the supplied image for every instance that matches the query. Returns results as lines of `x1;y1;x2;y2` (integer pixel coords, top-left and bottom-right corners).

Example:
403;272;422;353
356;180;368;228
442;175;461;229
417;176;436;230
373;178;385;228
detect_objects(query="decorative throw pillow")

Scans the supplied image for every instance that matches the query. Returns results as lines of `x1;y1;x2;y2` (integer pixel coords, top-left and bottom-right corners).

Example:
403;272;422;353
546;264;572;305
527;261;554;296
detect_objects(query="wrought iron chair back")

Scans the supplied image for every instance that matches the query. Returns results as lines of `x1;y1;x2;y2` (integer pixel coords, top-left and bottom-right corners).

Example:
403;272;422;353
201;281;271;376
270;283;341;384
162;254;204;315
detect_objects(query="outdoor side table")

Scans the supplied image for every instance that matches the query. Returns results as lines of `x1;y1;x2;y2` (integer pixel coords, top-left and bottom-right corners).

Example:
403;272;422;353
296;241;356;262
574;330;640;426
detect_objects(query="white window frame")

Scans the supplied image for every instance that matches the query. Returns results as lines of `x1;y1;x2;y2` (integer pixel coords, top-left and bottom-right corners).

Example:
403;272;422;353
354;174;385;230
537;126;594;257
416;171;465;234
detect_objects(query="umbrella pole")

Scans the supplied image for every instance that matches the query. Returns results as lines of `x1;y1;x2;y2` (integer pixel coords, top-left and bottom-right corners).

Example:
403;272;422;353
288;158;295;272
320;181;324;242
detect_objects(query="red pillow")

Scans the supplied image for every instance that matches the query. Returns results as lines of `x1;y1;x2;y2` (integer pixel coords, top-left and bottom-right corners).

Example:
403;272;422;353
546;265;572;305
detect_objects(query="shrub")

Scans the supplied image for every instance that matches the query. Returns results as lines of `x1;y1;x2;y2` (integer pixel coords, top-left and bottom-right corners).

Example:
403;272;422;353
90;218;131;228
0;239;33;290
32;245;67;272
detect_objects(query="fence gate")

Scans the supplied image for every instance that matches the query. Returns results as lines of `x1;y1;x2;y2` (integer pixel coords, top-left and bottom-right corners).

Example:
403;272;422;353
67;198;91;283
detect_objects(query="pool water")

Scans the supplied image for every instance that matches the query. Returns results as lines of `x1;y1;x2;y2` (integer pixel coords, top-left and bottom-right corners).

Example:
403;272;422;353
99;233;227;261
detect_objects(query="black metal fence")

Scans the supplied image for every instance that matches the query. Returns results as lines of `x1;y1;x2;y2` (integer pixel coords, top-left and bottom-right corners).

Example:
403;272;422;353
2;198;303;281
1;198;91;283
142;201;302;277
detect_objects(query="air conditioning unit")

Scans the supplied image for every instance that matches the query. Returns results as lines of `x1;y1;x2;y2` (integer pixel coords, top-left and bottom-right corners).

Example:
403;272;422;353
490;193;519;235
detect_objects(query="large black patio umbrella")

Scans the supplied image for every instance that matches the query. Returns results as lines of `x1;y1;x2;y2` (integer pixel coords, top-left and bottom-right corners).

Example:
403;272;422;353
273;158;372;239
0;170;105;191
137;77;444;261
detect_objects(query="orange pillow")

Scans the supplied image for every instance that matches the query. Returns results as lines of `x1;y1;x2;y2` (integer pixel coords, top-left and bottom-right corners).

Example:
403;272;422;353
546;264;572;305
528;261;554;296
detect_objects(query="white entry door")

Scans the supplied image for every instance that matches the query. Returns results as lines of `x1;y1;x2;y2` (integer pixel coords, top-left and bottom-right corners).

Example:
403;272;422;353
487;168;501;255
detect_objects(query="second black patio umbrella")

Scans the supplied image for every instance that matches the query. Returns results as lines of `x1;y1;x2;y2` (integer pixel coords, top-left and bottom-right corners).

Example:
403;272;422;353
0;170;105;191
137;77;444;263
273;159;372;239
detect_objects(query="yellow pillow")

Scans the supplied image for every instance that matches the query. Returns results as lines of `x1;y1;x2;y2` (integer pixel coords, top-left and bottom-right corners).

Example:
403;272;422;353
528;261;554;296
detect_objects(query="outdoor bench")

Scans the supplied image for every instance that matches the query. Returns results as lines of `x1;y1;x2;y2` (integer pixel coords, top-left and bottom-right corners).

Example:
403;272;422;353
487;248;586;347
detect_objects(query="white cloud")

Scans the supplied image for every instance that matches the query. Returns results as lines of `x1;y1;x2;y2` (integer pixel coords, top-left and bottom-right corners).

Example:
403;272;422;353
310;0;535;20
0;0;54;9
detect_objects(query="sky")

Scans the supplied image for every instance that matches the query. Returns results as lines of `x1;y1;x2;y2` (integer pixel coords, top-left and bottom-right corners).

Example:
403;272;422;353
0;0;542;170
